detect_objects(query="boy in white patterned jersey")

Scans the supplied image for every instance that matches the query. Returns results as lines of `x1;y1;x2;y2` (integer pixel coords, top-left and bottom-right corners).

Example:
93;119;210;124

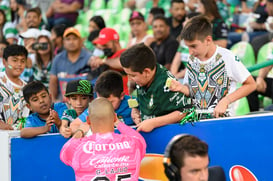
0;45;29;130
169;15;256;118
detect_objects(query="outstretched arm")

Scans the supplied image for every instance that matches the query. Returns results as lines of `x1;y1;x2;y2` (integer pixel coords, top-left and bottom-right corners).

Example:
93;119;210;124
115;120;146;156
214;75;256;117
169;79;190;97
20;120;53;138
136;111;187;132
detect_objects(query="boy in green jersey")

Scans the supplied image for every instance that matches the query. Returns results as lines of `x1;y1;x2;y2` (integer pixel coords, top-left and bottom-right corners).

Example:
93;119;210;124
120;43;191;132
59;79;93;138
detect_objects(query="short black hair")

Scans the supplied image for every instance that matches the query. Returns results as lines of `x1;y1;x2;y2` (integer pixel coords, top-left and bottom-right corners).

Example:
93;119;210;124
88;29;100;42
52;24;67;37
3;44;28;61
23;81;48;104
90;15;106;30
120;43;156;73
170;135;208;169
171;0;184;6
149;7;165;16
152;14;169;26
95;70;123;98
181;15;212;41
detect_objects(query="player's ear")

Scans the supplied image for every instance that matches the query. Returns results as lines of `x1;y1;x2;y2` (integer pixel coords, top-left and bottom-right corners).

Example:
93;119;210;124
86;116;91;125
114;113;118;122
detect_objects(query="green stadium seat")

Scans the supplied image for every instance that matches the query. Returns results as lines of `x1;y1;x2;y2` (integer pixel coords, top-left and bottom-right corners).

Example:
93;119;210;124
158;0;171;17
230;42;257;116
107;0;124;13
90;0;106;11
74;24;89;38
256;42;273;108
93;9;115;27
230;41;256;75
76;10;93;29
117;8;132;24
235;91;250;116
257;42;273;70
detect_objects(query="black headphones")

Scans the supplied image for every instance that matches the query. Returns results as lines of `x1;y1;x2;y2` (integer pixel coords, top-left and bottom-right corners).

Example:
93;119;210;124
163;134;189;181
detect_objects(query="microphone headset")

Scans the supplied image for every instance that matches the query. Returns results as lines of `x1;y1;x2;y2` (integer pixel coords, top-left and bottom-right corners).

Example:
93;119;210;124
163;134;189;181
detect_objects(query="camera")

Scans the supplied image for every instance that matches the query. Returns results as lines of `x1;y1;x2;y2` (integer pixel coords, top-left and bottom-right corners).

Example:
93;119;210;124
32;42;48;51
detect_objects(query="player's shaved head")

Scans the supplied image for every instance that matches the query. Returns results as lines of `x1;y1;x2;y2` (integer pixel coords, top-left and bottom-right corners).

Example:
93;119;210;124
88;97;116;133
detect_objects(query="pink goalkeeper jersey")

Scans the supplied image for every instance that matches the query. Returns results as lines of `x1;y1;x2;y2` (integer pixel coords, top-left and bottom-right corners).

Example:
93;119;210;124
60;122;146;181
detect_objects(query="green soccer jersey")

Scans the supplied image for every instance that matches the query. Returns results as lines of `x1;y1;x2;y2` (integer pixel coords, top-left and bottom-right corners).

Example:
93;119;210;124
137;64;191;120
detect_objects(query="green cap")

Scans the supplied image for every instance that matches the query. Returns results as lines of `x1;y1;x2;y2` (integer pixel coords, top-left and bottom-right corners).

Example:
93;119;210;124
64;79;93;97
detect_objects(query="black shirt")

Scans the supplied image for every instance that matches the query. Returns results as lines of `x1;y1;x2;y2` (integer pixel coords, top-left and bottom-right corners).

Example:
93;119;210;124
167;16;183;39
150;35;179;66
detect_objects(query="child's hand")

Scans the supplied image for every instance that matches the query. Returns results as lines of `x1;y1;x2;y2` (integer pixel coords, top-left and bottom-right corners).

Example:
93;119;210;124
213;97;229;118
49;109;61;128
131;108;141;125
169;80;190;96
0;120;14;130
136;118;156;132
169;79;183;92
114;114;121;127
45;118;54;132
60;126;72;138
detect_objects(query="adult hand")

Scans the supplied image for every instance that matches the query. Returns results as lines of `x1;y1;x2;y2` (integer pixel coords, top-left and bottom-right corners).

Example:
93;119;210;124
90;56;104;70
72;129;84;139
256;77;267;93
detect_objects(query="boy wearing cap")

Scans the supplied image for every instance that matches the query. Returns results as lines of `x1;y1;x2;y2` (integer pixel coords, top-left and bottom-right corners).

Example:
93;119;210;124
20;81;68;138
60;79;93;138
90;27;125;71
127;11;154;47
49;27;92;102
19;28;42;82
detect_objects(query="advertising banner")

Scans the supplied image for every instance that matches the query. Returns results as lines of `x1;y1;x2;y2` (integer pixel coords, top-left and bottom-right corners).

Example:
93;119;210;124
10;113;273;181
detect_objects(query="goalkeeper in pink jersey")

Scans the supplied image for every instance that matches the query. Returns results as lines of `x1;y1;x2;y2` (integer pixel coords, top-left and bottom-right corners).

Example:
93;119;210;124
60;97;146;181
